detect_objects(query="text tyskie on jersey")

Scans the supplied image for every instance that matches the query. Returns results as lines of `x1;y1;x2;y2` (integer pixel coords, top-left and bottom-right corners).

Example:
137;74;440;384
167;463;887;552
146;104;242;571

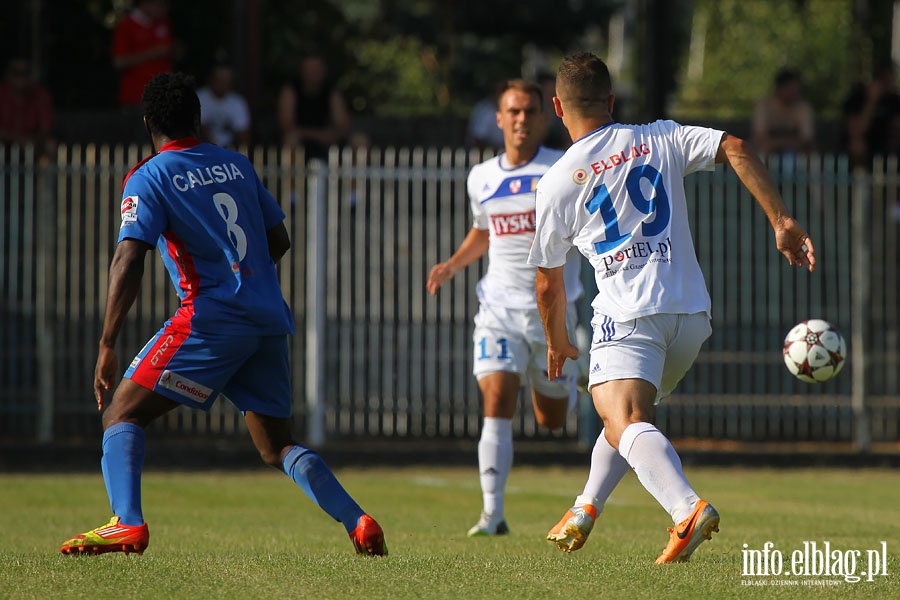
490;210;536;236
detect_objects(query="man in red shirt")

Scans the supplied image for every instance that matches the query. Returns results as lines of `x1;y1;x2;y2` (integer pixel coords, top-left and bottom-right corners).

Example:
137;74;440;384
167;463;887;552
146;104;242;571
0;57;54;158
112;0;176;107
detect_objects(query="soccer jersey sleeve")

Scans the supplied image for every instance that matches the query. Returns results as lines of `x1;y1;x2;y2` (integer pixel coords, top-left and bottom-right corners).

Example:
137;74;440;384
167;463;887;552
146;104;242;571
672;123;725;175
467;167;490;230
527;183;573;268
117;174;167;247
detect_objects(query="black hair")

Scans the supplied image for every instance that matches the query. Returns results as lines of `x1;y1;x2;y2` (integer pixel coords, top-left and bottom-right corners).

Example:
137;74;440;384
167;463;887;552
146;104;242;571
774;68;801;90
141;72;200;138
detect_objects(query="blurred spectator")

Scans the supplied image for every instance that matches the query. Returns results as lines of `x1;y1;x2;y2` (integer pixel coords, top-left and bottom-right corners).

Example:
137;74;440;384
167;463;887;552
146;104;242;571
752;68;815;157
840;64;900;171
537;72;571;150
112;0;178;108
864;63;900;160
197;64;250;148
840;82;874;170
465;80;506;150
277;54;351;161
0;58;55;158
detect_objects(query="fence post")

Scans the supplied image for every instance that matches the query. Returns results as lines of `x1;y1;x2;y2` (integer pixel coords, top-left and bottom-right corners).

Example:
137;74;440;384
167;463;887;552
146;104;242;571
305;159;327;447
850;168;871;452
35;149;55;443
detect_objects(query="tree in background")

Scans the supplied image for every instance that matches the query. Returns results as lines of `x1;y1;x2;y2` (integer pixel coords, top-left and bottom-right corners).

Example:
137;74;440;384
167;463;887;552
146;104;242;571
671;0;894;122
280;0;624;118
16;0;899;145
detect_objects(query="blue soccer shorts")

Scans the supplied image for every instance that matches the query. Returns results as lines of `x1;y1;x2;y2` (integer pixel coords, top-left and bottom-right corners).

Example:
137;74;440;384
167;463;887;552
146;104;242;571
125;318;292;418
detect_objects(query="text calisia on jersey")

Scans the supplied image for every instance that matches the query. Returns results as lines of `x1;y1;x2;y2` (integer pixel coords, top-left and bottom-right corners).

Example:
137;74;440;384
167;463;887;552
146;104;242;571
172;162;245;192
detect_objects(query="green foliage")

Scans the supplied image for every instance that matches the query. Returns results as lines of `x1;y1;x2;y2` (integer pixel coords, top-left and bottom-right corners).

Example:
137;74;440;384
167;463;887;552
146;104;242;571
673;0;854;120
304;0;623;116
259;0;356;99
1;467;897;599
344;37;447;117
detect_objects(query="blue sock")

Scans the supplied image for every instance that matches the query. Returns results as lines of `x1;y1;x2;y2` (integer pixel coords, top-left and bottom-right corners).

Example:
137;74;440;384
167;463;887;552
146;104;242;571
282;445;364;534
100;422;145;526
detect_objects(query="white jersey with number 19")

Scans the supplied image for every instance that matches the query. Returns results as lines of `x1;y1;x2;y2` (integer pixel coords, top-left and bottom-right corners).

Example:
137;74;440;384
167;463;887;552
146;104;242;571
528;120;724;322
469;146;583;309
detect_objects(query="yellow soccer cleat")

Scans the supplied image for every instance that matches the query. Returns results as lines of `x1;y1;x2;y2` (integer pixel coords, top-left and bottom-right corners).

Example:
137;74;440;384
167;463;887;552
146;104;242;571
655;499;720;564
60;516;149;556
546;504;598;552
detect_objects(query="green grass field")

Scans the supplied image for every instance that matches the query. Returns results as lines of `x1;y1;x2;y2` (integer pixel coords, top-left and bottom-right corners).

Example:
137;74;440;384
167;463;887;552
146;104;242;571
0;465;896;599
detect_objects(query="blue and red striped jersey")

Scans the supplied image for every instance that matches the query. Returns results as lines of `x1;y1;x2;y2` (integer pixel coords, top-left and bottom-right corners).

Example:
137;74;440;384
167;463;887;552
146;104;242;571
118;138;294;336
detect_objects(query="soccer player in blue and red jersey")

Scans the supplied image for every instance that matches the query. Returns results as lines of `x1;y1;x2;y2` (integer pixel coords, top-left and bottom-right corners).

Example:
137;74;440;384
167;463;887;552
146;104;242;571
60;73;387;557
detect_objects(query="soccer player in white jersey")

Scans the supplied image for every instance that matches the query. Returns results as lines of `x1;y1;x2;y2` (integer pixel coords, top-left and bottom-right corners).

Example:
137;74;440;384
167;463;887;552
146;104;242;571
427;79;584;536
528;53;815;563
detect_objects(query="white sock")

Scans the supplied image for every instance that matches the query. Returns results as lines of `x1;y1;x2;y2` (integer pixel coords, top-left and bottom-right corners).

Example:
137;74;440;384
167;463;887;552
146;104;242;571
573;428;629;513
618;422;700;523
478;417;513;517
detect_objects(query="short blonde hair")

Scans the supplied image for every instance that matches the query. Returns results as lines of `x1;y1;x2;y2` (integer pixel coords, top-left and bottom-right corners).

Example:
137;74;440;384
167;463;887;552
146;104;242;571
497;79;543;107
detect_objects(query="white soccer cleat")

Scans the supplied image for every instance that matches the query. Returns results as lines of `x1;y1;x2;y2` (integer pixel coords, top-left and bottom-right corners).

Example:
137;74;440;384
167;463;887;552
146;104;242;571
467;512;509;537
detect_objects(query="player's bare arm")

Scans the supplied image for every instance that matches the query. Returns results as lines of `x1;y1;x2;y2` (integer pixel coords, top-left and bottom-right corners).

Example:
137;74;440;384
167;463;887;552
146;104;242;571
535;266;578;380
716;133;816;272
267;222;291;263
426;227;490;295
94;239;152;411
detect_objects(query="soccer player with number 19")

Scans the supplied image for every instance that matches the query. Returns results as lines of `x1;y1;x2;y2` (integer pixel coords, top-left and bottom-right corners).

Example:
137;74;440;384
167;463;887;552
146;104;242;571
60;73;386;557
528;53;815;563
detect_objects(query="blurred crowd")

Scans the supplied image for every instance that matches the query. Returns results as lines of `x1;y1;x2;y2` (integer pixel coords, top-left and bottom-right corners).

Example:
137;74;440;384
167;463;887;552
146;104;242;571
2;0;900;168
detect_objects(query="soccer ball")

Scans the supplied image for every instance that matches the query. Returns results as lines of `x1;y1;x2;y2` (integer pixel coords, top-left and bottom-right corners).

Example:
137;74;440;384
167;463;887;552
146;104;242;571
783;319;846;383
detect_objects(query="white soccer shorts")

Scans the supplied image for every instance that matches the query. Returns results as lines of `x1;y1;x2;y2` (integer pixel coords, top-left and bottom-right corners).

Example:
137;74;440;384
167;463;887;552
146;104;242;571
472;302;579;407
587;311;711;402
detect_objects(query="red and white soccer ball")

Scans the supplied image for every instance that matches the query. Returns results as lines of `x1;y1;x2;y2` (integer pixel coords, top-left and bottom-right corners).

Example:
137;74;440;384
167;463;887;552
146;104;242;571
783;319;846;383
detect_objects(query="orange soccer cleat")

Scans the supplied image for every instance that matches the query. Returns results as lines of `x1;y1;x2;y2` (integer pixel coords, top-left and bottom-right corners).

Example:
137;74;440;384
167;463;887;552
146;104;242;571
655;499;720;564
546;504;598;552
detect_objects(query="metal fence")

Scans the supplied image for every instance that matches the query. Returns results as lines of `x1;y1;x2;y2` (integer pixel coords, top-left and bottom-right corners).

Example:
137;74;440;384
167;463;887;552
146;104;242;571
1;144;897;448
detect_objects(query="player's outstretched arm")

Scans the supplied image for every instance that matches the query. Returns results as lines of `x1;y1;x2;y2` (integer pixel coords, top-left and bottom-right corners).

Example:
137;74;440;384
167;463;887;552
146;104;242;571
536;266;579;380
426;227;489;295
94;239;152;411
716;133;816;272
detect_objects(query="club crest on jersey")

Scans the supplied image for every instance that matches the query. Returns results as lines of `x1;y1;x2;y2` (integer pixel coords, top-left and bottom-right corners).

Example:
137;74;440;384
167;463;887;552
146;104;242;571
509;179;522;194
121;195;139;223
572;168;589;185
